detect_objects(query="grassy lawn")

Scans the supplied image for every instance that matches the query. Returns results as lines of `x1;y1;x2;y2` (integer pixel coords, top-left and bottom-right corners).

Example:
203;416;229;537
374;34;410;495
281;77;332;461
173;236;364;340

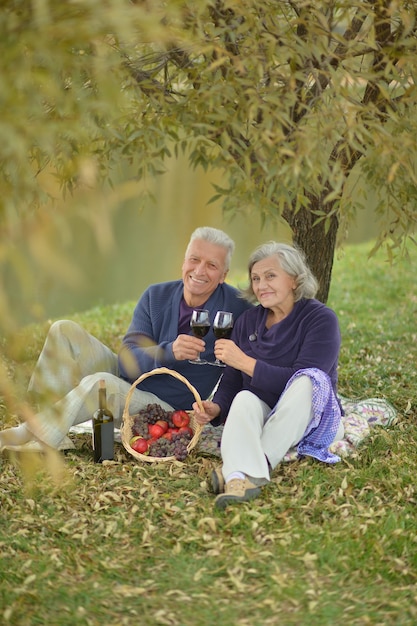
1;240;417;626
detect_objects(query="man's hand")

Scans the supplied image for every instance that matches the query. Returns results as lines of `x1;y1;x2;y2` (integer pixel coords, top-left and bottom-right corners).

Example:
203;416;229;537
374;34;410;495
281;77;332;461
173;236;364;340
172;334;206;361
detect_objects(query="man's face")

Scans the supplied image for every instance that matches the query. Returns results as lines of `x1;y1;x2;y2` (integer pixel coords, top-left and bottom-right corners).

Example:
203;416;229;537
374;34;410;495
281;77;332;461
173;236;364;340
182;238;228;306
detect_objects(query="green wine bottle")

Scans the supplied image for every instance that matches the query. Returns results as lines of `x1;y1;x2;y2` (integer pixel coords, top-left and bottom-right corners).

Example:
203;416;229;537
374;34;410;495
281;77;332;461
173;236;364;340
92;379;114;463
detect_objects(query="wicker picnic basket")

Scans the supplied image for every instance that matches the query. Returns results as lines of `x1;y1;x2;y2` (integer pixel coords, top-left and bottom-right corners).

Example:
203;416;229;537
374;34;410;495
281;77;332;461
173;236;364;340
121;367;204;463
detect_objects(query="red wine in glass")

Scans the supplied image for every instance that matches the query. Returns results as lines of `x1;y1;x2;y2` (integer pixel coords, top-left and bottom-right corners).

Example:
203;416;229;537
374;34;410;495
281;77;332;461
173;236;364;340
213;327;233;340
211;311;233;366
192;325;210;339
189;309;210;364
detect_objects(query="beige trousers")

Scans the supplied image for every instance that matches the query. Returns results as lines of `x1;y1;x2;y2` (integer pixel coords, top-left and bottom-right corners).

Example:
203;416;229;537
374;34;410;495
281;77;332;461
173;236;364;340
220;376;344;486
1;320;174;448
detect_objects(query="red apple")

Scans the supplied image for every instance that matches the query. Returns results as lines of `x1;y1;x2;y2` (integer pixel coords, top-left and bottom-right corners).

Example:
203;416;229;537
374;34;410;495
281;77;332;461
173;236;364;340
178;426;193;437
162;432;173;441
148;423;165;439
155;419;169;434
130;437;149;454
172;410;190;428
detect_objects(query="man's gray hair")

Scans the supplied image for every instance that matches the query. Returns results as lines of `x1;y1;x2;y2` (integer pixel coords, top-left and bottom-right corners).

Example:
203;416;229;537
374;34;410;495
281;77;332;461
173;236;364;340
241;241;318;303
187;226;235;271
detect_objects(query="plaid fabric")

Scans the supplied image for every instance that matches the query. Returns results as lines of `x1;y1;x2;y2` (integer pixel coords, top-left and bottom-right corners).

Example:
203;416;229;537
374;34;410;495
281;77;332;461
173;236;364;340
282;368;342;464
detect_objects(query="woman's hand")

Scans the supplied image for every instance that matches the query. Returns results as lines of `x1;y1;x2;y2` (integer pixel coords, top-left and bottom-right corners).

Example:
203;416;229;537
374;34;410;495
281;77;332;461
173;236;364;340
192;400;221;425
214;340;257;377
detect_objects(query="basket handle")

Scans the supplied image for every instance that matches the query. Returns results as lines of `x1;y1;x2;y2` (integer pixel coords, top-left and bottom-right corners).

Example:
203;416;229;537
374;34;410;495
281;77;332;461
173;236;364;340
122;366;205;422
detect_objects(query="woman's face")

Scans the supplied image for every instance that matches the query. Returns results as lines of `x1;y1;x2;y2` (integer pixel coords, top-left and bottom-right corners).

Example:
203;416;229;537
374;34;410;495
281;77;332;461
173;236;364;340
251;255;296;312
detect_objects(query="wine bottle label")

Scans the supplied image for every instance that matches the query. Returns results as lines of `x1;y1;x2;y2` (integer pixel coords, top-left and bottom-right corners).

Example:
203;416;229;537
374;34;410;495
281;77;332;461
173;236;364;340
93;379;114;462
93;421;114;463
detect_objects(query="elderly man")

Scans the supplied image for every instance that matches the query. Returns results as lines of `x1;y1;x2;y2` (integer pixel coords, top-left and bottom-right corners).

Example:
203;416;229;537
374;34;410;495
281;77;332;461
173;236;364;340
0;226;252;450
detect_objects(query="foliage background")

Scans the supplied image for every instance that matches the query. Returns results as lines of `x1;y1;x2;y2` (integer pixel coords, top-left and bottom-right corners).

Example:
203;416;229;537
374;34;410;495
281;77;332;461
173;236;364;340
2;0;417;332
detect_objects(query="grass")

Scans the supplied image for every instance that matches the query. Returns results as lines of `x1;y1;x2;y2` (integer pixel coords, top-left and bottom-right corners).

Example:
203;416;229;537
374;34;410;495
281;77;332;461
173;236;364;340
1;240;417;626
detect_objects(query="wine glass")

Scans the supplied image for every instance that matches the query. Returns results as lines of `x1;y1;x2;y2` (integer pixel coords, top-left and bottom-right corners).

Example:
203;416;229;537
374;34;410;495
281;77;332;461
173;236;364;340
189;309;210;364
210;310;234;367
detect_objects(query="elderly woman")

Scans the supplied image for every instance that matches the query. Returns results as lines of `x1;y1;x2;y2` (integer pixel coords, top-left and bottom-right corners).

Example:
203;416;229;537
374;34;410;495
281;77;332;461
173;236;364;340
193;241;345;509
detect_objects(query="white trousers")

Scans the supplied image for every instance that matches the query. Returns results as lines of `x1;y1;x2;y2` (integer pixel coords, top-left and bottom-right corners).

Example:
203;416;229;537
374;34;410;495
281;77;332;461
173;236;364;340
220;377;344;486
1;320;174;448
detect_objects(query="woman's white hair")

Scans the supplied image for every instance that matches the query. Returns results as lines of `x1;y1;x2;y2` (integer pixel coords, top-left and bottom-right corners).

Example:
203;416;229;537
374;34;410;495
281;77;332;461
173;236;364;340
241;241;318;303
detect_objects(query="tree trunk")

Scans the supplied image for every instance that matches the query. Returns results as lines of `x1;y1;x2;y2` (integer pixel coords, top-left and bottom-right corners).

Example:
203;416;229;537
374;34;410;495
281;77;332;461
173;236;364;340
284;197;339;303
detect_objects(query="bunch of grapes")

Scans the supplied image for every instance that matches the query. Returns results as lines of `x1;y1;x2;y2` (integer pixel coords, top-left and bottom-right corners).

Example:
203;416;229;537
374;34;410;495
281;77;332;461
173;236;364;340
147;431;192;460
170;432;192;461
132;414;149;438
147;430;192;460
148;437;173;458
138;403;175;426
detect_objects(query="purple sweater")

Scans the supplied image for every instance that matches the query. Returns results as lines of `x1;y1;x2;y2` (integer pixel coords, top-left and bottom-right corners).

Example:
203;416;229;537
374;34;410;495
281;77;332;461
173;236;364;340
118;280;252;409
212;298;341;425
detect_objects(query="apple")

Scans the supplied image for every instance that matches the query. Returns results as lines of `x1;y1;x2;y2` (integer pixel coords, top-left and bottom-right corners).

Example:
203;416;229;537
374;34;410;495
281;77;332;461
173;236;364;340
172;410;190;428
178;426;193;437
162;432;173;441
148;423;165;439
130;437;149;454
155;419;169;434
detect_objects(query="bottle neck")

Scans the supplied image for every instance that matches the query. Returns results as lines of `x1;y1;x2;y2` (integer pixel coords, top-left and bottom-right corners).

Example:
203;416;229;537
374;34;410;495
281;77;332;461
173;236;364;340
98;387;107;411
